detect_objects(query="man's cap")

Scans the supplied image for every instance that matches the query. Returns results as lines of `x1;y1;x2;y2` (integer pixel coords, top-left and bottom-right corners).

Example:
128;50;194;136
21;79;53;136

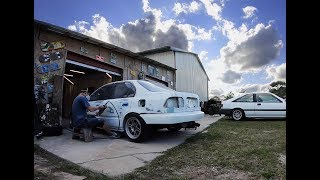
81;88;88;93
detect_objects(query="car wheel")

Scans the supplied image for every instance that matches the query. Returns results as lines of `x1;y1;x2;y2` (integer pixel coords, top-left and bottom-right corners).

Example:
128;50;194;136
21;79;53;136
124;115;148;143
232;109;244;121
167;127;182;132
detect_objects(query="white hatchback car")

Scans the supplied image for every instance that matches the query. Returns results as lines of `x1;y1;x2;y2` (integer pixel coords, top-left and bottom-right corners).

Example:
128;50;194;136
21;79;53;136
88;80;204;142
220;92;286;121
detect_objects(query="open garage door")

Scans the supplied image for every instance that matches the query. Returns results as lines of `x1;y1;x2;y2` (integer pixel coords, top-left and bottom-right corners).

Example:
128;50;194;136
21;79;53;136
61;60;122;127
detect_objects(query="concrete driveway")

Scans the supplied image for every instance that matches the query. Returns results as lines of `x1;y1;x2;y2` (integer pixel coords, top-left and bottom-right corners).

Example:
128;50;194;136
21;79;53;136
35;114;224;177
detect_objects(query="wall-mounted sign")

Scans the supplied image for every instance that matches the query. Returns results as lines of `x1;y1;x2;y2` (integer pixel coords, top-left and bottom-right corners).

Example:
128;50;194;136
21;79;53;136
41;41;65;52
110;52;117;64
162;76;166;81
80;47;88;54
39;51;64;63
130;70;136;76
96;55;105;62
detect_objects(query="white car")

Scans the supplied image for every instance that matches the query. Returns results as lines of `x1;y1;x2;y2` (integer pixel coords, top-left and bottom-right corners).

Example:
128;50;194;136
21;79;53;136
220;92;286;121
88;80;204;142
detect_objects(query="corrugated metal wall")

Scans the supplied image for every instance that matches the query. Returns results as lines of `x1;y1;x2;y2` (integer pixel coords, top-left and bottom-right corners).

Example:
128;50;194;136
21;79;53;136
175;52;208;102
145;52;175;68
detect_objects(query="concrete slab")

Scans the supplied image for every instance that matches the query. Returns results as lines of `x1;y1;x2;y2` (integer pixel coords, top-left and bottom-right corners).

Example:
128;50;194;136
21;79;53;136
35;114;224;177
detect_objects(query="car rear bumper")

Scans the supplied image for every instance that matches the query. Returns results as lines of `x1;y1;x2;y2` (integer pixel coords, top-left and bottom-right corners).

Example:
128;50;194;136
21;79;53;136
140;111;204;124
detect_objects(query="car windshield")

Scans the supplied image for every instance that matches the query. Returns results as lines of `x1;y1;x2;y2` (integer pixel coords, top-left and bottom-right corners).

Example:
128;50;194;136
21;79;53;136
137;80;173;92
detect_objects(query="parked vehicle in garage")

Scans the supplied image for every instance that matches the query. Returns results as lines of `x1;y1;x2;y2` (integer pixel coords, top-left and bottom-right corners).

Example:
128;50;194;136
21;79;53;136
219;92;286;121
88;80;204;142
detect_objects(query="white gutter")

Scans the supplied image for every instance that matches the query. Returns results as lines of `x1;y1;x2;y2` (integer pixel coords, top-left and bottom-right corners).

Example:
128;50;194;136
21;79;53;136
66;59;121;76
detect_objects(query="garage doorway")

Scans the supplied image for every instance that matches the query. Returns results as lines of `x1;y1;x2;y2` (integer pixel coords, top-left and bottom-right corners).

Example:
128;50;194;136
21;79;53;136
61;60;122;127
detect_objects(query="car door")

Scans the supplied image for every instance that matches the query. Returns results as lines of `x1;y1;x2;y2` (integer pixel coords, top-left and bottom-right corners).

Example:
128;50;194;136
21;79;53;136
254;93;286;118
88;83;120;130
231;94;255;117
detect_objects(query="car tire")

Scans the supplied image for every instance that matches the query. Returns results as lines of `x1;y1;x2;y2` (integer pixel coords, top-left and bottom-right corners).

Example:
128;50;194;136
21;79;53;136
124;114;148;143
167;127;182;132
231;109;245;121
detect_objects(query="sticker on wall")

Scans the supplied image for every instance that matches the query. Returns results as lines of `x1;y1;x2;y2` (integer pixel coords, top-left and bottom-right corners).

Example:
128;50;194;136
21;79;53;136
130;70;136;76
170;81;173;86
80;47;88;54
41;41;65;52
39;51;63;62
96;55;105;62
49;62;60;72
50;51;63;60
47;84;54;93
162;76;166;81
39;53;51;63
110;52;117;64
138;71;145;80
36;64;50;74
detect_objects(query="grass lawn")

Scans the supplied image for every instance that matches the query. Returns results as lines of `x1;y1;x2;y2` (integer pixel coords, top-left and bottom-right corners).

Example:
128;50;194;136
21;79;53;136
34;117;286;179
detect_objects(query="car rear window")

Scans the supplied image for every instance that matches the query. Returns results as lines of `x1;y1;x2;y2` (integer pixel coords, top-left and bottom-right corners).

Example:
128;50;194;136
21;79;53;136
137;80;172;92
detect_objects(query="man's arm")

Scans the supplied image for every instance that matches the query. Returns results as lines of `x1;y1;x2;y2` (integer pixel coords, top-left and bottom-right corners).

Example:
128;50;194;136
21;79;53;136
87;105;105;112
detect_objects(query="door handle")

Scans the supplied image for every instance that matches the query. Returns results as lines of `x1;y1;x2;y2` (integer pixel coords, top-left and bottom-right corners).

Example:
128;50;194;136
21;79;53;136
257;103;261;105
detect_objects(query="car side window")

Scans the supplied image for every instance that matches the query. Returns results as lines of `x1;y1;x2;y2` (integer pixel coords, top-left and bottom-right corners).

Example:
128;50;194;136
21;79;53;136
233;94;254;102
89;84;115;101
113;82;136;99
257;94;282;103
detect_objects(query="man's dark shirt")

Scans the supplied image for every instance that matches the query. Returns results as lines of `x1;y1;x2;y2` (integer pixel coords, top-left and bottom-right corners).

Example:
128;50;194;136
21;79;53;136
71;95;90;127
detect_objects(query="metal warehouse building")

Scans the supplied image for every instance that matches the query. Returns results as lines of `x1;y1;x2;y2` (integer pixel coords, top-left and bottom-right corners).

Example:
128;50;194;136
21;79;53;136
139;46;210;102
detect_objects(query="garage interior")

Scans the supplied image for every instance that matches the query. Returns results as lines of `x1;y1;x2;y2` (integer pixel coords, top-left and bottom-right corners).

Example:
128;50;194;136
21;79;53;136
61;61;122;127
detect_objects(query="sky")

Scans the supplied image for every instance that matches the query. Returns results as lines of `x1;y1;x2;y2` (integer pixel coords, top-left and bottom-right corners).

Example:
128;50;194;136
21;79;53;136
34;0;286;98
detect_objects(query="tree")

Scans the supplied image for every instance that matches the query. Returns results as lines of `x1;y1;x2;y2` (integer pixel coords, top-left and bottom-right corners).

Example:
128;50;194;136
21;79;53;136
269;81;286;99
224;92;234;100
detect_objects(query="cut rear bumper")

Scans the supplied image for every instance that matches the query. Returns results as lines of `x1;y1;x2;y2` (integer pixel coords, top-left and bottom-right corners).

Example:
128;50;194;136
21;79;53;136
219;109;232;116
140;111;204;124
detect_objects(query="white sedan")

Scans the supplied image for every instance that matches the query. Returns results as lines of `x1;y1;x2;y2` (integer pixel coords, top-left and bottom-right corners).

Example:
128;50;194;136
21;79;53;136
219;92;286;121
88;80;204;142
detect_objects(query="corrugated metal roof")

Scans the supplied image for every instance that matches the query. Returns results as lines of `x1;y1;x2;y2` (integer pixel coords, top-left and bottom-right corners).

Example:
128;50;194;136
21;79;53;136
34;19;176;71
138;46;210;80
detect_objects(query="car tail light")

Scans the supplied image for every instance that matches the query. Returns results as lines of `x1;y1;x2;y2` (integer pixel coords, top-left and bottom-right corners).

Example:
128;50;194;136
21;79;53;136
164;97;184;108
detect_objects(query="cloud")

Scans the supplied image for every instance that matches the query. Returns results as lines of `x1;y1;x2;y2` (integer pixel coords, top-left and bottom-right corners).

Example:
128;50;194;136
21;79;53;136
68;13;191;52
220;70;242;84
221;23;283;71
199;51;208;61
242;6;257;19
200;0;223;21
154;25;189;50
177;24;212;41
238;83;270;93
173;1;201;15
210;88;224;96
266;63;286;82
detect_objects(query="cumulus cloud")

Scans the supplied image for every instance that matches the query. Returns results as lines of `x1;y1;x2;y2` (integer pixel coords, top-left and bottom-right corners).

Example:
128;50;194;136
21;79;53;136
177;24;212;41
68;13;190;52
238;83;270;93
68;0;214;52
266;63;286;81
220;70;242;84
199;51;208;61
242;6;257;19
200;0;222;21
173;1;201;15
210;88;224;96
221;23;283;71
